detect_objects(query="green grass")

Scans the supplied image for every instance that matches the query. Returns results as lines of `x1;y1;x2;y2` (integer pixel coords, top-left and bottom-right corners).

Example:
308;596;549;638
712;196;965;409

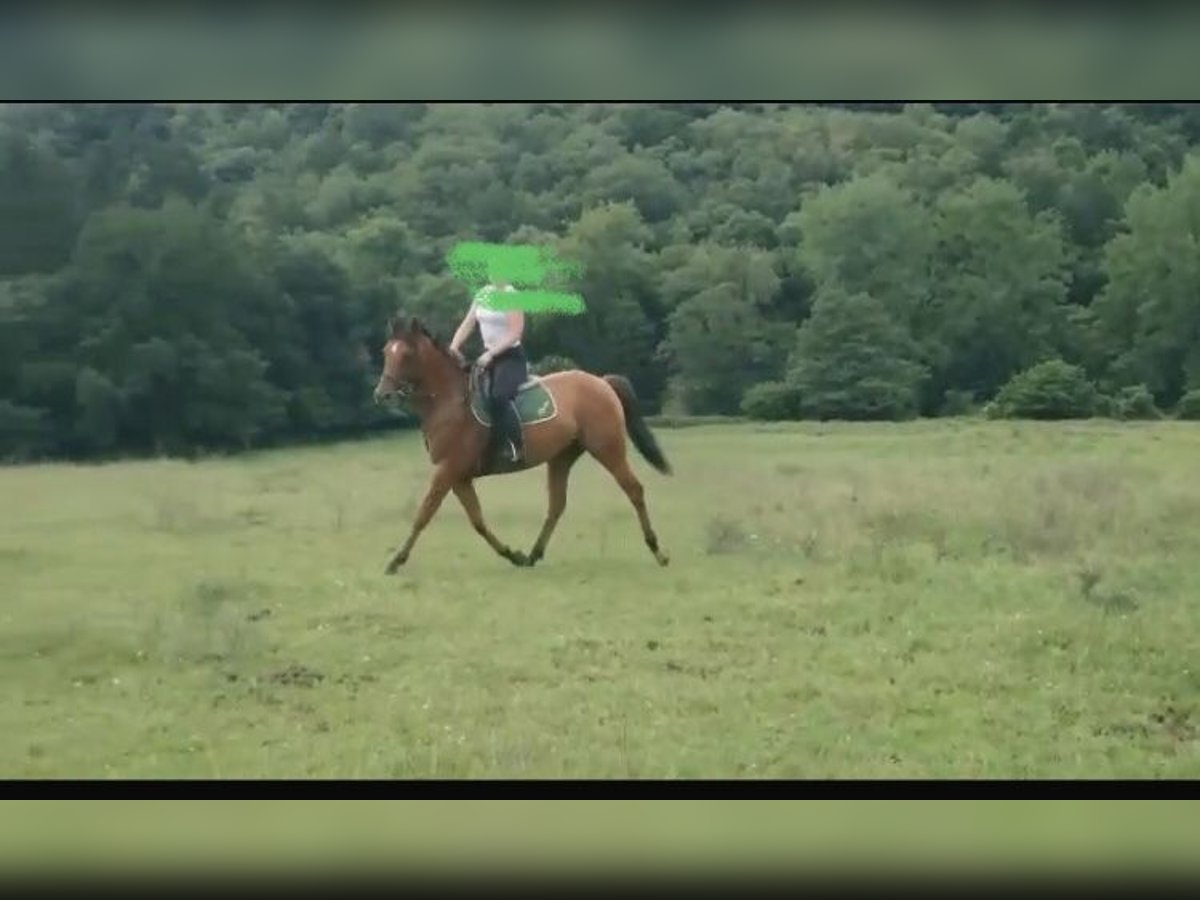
3;419;1200;779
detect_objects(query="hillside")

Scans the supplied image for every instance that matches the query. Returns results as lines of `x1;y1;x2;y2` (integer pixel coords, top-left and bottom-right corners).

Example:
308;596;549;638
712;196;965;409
4;102;1200;460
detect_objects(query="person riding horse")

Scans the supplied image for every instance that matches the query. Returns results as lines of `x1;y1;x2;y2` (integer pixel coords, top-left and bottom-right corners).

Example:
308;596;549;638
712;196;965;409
372;312;671;571
449;280;527;473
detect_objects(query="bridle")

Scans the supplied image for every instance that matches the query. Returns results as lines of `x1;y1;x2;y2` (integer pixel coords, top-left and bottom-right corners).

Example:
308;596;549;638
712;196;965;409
376;370;416;401
375;341;475;407
374;341;421;404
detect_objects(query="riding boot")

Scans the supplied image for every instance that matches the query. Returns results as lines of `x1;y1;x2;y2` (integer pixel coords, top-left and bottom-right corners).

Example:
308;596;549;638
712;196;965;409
504;400;524;464
483;395;511;474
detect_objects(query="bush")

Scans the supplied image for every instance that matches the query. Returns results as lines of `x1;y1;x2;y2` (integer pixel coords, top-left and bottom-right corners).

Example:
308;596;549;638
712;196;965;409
991;359;1099;420
1111;384;1161;420
1176;390;1200;420
741;381;803;421
789;288;926;421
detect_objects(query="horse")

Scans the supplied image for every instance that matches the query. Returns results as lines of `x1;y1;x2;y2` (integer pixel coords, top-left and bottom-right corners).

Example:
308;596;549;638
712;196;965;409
372;314;672;573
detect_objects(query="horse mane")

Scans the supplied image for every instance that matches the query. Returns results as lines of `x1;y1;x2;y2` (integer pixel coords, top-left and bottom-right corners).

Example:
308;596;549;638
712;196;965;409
388;313;457;366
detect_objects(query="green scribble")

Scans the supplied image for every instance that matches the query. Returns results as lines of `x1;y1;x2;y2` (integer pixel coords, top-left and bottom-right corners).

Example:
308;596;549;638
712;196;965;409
447;241;586;315
479;288;586;315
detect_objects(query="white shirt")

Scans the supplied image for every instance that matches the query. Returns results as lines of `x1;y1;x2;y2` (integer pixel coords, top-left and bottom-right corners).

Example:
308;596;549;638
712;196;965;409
474;285;520;351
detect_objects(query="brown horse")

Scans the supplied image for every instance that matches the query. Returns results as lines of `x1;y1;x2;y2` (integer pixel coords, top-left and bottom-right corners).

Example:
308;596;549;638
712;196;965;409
372;314;672;572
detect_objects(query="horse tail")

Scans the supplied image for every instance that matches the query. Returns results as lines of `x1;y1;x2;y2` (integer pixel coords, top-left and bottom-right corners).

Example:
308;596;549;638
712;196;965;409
603;374;672;476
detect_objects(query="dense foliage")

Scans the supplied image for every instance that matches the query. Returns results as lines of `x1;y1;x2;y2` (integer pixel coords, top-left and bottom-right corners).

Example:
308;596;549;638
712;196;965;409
4;102;1200;460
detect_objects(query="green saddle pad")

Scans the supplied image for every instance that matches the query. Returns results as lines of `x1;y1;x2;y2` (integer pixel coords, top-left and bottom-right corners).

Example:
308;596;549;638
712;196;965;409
470;376;558;427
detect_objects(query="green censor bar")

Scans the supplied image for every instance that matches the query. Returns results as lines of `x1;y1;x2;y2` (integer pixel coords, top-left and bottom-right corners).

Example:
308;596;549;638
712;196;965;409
447;241;586;316
481;288;586;315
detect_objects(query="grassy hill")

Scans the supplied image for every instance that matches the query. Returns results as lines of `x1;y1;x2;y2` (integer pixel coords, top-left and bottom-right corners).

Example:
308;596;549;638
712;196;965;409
3;420;1199;778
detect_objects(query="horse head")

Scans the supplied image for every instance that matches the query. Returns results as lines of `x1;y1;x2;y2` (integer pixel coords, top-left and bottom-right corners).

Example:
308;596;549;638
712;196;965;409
373;314;468;405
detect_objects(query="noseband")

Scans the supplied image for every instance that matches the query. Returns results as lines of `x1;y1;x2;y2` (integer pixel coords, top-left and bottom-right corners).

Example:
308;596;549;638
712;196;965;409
377;372;419;403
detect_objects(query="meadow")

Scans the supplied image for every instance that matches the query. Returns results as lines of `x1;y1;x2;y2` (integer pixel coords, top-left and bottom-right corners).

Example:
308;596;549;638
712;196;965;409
3;418;1200;779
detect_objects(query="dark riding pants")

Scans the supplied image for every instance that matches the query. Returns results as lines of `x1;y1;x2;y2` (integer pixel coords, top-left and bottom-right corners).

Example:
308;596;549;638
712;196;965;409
485;345;528;464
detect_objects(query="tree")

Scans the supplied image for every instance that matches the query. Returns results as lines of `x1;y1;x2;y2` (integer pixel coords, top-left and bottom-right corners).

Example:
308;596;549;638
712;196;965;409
74;366;123;452
50;198;291;452
1094;153;1200;405
924;177;1070;406
661;285;793;415
793;173;936;326
788;288;927;421
0;126;84;276
581;153;687;224
657;244;791;414
953;113;1009;177
657;244;781;313
10;101;1200;460
531;203;664;404
271;244;371;430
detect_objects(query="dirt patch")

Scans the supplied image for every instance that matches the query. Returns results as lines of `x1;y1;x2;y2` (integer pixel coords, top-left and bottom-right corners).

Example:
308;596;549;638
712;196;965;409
268;664;325;688
664;659;722;679
1150;704;1196;743
1095;704;1195;744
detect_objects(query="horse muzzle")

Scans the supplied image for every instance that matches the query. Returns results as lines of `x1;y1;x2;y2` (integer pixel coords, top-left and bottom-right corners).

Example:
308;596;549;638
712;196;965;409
373;381;411;405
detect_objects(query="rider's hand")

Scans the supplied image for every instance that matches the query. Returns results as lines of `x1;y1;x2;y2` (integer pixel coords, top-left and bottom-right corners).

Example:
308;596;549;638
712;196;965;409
477;350;495;369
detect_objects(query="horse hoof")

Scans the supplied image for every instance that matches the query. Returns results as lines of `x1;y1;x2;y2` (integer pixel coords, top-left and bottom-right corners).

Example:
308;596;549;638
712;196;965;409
507;550;528;567
657;553;670;567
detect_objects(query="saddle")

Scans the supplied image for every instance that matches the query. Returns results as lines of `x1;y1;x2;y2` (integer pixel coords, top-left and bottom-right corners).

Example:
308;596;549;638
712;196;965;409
467;366;557;429
466;364;555;476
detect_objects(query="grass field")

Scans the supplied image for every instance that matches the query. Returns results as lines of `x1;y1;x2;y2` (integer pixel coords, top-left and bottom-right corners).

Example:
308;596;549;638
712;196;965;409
3;418;1200;779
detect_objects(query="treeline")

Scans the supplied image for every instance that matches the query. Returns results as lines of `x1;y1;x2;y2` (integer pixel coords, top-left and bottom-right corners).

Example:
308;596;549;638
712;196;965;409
4;102;1200;461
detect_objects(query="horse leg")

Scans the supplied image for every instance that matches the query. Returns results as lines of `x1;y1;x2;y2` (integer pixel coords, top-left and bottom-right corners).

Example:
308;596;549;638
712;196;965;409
453;480;527;567
385;467;453;573
594;447;669;567
527;444;584;567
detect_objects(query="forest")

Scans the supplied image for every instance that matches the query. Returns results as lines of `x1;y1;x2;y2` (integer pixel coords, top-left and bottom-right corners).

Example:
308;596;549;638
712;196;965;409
3;102;1200;461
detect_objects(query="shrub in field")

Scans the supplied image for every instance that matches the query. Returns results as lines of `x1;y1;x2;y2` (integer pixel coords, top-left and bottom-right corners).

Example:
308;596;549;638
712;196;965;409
1112;384;1161;420
741;381;803;421
1176;389;1200;420
788;288;926;421
990;359;1099;420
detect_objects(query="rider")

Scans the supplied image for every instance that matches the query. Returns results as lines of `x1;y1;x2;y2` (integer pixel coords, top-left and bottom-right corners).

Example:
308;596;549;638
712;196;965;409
448;279;528;470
